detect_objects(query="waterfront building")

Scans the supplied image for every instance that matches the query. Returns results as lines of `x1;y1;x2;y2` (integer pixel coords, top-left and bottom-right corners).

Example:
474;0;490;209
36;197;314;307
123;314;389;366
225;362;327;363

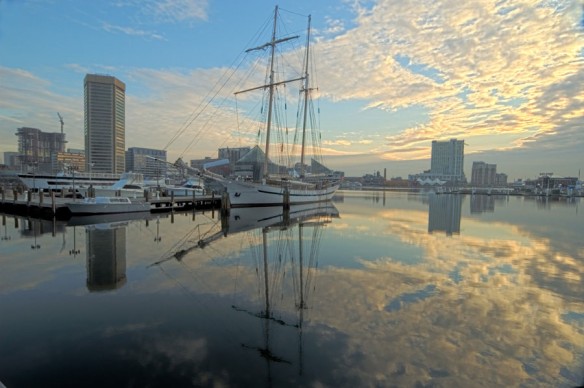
471;161;497;187
190;157;229;176
410;139;466;185
52;149;86;173
125;147;167;179
495;173;508;187
218;147;251;166
430;139;465;181
15;127;67;173
3;151;19;169
84;74;126;175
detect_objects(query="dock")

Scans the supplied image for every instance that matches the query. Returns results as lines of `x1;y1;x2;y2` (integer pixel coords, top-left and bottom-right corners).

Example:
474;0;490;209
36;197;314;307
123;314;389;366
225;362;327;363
0;189;221;219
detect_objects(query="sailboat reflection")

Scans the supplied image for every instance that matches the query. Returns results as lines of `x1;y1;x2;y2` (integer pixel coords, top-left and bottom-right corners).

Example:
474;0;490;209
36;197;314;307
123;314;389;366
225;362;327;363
235;204;338;382
151;202;339;381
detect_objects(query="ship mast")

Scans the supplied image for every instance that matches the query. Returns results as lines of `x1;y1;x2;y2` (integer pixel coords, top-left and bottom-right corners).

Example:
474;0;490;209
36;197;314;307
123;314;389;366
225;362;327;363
299;15;312;178
235;6;304;179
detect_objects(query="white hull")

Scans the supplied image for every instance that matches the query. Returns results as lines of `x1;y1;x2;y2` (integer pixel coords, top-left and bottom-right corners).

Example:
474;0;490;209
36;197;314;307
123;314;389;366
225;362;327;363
222;179;339;207
18;173;120;190
227;201;339;234
66;198;150;215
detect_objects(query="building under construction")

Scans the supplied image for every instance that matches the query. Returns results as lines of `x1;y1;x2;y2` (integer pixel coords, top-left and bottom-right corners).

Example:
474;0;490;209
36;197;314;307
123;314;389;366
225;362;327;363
15;127;67;173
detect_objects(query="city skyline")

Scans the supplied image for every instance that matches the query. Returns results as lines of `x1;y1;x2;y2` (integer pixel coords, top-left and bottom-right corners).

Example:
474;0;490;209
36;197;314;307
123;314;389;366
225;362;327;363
1;0;583;180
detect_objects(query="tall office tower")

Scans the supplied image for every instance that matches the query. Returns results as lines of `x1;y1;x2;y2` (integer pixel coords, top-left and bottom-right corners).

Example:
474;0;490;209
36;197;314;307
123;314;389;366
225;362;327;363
430;139;465;182
84;74;126;174
471;161;497;187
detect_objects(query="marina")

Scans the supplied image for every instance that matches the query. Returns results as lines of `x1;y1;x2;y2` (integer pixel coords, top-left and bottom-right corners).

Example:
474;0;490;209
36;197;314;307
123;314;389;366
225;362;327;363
1;2;583;387
0;190;582;387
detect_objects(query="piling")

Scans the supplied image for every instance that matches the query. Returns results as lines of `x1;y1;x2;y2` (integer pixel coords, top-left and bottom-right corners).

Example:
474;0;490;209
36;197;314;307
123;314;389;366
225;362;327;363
283;188;290;210
221;190;230;217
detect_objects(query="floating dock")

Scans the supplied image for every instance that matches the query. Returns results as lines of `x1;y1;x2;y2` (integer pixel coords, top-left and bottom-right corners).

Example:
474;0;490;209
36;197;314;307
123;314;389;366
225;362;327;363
0;189;221;219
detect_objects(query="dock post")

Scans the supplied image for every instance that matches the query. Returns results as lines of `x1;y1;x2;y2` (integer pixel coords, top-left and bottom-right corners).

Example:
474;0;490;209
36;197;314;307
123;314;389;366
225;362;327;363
283;188;290;210
39;191;44;205
171;191;175;209
27;190;31;206
51;191;56;215
13;189;18;204
220;190;230;217
1;188;4;204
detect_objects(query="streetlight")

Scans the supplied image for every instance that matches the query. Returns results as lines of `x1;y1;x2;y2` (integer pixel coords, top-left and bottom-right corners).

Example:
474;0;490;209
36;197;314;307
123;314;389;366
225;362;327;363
154;217;161;242
30;219;40;250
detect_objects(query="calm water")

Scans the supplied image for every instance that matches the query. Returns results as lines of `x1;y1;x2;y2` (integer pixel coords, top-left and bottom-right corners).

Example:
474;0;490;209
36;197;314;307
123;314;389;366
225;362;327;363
1;191;583;387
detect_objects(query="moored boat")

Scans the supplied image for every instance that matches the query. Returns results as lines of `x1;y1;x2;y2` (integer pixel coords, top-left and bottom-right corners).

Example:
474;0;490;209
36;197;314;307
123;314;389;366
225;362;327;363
17;171;121;191
66;196;150;215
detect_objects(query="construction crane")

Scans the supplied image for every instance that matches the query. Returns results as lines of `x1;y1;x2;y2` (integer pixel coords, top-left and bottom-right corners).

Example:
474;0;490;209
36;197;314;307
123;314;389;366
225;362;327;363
57;112;64;134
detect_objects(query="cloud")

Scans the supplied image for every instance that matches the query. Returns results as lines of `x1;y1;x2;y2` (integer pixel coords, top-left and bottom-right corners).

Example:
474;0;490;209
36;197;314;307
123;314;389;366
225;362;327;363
101;22;165;40
313;0;584;168
115;0;209;24
2;0;582;178
0;67;82;147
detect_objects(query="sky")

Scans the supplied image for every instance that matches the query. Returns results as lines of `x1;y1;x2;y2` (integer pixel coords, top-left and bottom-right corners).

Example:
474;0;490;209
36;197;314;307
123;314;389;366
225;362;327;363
0;0;583;180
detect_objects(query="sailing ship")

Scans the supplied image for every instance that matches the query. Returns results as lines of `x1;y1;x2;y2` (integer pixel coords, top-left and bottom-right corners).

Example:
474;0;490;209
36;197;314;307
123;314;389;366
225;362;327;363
206;6;340;207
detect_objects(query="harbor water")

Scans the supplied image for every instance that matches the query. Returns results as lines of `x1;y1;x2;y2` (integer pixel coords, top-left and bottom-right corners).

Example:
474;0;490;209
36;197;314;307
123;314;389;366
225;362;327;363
0;191;583;387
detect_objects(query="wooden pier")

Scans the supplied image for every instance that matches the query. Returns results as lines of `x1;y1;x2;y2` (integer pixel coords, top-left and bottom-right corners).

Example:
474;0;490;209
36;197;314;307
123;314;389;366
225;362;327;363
0;189;221;219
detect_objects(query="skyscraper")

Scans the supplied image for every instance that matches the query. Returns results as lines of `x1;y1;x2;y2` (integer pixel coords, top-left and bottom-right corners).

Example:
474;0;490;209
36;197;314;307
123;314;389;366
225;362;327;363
430;139;466;183
84;74;126;174
471;161;497;187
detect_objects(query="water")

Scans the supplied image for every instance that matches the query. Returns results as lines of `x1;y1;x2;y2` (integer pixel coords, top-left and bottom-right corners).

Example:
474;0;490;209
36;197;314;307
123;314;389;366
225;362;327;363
1;191;583;387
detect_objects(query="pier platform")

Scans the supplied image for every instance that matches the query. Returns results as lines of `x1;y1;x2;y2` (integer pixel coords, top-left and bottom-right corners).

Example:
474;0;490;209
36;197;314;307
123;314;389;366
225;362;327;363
0;190;221;219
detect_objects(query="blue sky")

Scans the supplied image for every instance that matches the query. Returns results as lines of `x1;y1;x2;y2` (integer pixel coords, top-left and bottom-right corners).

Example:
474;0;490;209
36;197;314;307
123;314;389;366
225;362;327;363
1;0;583;180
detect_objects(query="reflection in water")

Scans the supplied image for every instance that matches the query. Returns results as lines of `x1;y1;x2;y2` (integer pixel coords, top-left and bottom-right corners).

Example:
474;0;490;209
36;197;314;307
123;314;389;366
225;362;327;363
1;191;583;387
151;202;338;385
428;193;462;235
243;204;335;382
470;194;495;214
86;223;127;292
